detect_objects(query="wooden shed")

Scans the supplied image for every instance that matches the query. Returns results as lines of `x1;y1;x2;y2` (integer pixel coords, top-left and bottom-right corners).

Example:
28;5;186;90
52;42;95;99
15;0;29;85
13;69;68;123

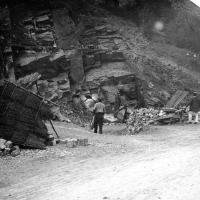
0;81;53;149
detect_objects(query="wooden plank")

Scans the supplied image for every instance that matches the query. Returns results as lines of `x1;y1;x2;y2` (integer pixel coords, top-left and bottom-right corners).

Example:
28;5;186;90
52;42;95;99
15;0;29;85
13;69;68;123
166;90;182;108
166;90;188;108
173;91;189;108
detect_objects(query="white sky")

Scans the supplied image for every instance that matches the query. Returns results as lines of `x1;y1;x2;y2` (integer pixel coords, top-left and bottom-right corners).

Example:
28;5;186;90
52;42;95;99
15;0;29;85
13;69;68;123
190;0;200;7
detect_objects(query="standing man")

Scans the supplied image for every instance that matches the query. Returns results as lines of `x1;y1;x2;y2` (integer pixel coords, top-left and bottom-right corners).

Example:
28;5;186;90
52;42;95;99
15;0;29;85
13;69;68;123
93;98;106;134
187;93;200;124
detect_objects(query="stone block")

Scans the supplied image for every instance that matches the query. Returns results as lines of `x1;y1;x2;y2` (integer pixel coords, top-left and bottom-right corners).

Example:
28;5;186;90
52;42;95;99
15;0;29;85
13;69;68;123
59;139;68;144
47;139;57;146
78;138;88;146
11;146;20;157
5;141;13;149
47;134;54;140
36;31;54;42
55;139;61;144
0;139;6;146
58;81;70;91
36;15;50;23
3;148;11;156
83;139;89;146
100;51;125;62
95;25;106;32
66;139;78;148
0;144;6;151
117;109;126;121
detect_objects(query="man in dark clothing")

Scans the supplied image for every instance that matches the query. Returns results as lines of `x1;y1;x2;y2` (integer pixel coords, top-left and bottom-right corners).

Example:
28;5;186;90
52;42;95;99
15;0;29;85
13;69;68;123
93;98;105;134
188;93;200;123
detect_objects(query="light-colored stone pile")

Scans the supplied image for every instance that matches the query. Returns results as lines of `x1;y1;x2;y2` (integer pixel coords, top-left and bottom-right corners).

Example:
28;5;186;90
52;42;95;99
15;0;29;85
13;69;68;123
58;138;89;148
0;139;20;157
126;108;159;134
0;136;89;158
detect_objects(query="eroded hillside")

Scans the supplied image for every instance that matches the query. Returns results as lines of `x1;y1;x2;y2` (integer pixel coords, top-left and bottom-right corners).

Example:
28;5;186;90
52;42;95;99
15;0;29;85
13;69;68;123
1;0;200;108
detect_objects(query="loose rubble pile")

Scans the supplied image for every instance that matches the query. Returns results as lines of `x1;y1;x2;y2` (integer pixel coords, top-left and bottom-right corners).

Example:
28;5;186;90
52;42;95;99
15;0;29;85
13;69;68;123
126;90;191;134
0;137;89;157
0;139;20;157
126;108;159;134
45;136;89;148
60;100;93;127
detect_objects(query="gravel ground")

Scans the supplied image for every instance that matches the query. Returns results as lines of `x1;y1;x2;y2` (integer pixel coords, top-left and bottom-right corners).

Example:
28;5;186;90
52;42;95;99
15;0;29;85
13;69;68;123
1;123;200;200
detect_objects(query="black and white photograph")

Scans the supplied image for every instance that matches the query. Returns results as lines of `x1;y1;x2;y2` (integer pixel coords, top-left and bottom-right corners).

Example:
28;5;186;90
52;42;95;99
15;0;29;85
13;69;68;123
1;0;200;199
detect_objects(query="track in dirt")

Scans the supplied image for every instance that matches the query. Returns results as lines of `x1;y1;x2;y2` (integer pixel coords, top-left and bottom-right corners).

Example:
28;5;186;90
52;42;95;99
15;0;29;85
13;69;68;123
1;124;200;200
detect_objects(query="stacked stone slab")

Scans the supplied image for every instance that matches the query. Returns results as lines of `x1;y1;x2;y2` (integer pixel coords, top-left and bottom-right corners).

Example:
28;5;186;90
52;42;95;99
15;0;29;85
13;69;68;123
59;138;89;148
1;1;145;114
10;4;70;80
84;74;142;112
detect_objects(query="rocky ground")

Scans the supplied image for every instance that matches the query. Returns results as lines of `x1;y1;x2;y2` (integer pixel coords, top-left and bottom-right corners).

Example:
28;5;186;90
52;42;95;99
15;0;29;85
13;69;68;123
1;122;200;200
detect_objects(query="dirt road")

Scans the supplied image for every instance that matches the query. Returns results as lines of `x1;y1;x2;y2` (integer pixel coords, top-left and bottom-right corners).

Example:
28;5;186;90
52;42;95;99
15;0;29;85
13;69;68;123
1;124;200;200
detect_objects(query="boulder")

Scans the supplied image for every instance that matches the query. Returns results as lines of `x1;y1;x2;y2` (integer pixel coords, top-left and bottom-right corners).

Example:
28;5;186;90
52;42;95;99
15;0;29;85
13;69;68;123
3;148;11;156
0;139;6;150
104;113;118;123
100;51;125;62
0;144;6;151
36;15;50;24
66;139;78;148
0;139;6;145
116;108;126;121
55;139;61;144
84;98;95;111
59;139;68;144
46;139;57;146
16;53;69;79
10;146;20;157
5;141;13;149
77;139;89;146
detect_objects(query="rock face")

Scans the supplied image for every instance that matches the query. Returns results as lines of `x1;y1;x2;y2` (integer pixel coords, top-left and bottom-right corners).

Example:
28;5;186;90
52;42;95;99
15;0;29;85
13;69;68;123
2;0;144;111
2;0;199;111
53;9;77;49
7;1;86;89
16;52;69;79
84;74;144;112
9;3;72;81
0;5;15;83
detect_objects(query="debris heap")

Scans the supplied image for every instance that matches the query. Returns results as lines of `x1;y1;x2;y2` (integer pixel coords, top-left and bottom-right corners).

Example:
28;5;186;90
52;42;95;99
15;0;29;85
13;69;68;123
126;108;159;134
0;81;53;149
0;139;20;157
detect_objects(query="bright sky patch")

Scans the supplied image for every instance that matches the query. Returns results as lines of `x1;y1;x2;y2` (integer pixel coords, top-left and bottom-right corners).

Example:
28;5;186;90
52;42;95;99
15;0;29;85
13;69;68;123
190;0;200;7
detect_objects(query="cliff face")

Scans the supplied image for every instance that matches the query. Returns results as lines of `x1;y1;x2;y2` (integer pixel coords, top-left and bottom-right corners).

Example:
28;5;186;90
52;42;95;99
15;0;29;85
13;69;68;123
1;0;200;108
